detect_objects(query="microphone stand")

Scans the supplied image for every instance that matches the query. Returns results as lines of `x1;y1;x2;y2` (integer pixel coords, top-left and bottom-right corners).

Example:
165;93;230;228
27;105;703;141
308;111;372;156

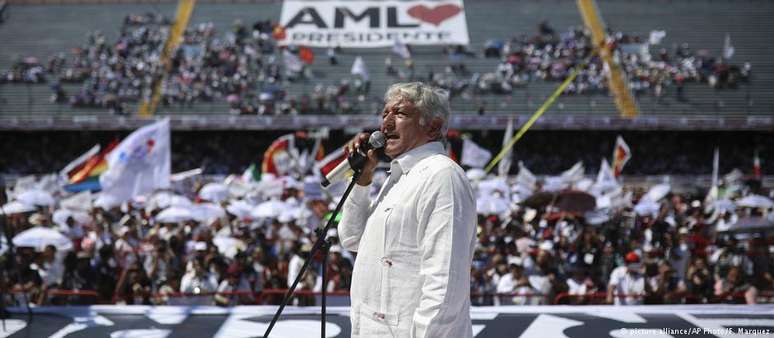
262;168;362;338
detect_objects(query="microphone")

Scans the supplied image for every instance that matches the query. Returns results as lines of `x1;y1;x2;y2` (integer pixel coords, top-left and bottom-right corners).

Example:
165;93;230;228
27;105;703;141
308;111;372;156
321;131;386;187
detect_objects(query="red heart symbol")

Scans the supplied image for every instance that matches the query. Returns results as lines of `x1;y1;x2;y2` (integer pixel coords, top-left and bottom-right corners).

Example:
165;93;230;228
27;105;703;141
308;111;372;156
407;4;462;26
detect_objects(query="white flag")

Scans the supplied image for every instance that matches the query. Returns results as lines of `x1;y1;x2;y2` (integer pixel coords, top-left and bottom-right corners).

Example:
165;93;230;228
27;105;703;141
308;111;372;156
99;118;171;204
392;39;411;59
594;158;619;193
723;33;734;59
351;56;369;81
461;138;492;169
649;30;666;45
514;161;537;196
560;161;585;184
497;117;514;177
283;49;303;73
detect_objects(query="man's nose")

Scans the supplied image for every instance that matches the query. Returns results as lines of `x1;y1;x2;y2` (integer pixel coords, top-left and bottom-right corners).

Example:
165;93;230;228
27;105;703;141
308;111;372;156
381;114;395;131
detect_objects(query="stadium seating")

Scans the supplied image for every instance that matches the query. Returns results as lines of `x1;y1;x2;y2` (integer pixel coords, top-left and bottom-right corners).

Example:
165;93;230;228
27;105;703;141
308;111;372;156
0;0;772;117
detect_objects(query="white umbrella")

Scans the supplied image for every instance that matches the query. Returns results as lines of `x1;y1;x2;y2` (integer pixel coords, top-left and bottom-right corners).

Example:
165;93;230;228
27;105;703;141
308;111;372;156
212;236;246;259
13;227;73;251
199;183;230;203
16;190;55;207
190;203;226;222
476;195;510;215
225;200;253;220
252;199;286;219
94;194;121;210
478;178;510;195
2;201;36;215
713;199;737;213
735;195;774;209
52;209;92;227
155;206;193;223
169;195;192;208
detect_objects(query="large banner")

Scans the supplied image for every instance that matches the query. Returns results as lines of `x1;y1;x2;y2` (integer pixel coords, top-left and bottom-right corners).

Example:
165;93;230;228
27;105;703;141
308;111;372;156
277;0;470;47
5;305;773;338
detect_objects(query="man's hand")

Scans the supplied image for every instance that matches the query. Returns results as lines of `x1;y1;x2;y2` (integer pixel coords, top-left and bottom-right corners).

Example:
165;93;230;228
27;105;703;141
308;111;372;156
346;132;379;186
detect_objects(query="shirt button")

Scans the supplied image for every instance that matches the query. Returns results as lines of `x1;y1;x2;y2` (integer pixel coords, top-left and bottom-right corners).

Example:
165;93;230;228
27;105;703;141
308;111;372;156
381;257;393;267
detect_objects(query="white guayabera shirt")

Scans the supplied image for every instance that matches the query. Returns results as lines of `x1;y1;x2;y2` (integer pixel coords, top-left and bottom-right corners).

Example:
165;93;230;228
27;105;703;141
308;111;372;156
339;142;476;338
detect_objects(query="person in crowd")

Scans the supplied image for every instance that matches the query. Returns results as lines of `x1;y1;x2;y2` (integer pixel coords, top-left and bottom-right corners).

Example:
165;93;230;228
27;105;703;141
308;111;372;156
607;252;649;305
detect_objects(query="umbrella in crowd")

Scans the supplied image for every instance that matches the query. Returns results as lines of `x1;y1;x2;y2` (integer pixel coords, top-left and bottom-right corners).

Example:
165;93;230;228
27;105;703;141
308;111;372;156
520;191;556;210
735;195;774;209
199;183;230;203
213;236;246;259
13;227;73;251
53;209;92;226
554;190;596;214
722;216;774;233
2;201;36;215
225;200;253;220
520;190;596;214
253;199;285;219
16;189;55;207
189;203;226;222
476;194;510;215
156;206;193;223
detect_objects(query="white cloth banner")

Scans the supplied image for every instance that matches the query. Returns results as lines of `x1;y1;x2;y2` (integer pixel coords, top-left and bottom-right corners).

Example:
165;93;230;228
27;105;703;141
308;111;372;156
279;0;470;47
99;118;171;204
9;305;773;338
461;138;491;169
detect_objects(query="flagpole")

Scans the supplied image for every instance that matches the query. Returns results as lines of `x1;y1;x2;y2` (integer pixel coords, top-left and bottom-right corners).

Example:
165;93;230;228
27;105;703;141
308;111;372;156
484;68;579;174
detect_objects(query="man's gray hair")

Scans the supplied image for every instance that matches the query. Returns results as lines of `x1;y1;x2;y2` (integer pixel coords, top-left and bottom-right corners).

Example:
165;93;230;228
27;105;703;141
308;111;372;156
384;82;450;142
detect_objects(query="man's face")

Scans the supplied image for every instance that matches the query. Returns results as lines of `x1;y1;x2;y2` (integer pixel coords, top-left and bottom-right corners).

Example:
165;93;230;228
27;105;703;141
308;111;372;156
380;97;433;158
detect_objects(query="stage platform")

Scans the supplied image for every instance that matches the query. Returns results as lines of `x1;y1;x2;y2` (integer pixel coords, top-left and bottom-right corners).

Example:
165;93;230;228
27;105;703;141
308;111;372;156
2;305;772;337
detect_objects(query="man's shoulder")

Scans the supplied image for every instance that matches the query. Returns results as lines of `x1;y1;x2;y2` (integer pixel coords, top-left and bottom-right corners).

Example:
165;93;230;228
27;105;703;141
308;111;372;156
415;153;466;177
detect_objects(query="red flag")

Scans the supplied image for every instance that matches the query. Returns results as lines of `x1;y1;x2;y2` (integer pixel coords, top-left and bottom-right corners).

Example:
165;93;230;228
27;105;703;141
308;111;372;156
262;134;295;176
299;46;315;65
315;146;349;178
611;136;631;178
272;25;286;40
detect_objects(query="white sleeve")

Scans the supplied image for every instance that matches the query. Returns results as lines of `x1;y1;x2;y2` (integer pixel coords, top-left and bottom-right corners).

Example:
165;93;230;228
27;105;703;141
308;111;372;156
337;183;372;252
412;167;476;338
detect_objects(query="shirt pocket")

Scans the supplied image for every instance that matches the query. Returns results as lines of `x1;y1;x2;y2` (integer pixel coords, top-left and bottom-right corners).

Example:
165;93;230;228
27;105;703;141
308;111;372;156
382;249;422;317
384;204;419;251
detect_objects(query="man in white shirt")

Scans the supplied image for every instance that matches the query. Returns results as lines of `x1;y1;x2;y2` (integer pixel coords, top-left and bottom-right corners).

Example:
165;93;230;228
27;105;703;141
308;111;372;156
339;82;477;338
607;252;649;305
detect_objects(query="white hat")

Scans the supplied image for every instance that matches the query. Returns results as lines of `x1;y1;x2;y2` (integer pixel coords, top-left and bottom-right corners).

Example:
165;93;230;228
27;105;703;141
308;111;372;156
539;240;554;252
507;256;523;266
194;241;207;251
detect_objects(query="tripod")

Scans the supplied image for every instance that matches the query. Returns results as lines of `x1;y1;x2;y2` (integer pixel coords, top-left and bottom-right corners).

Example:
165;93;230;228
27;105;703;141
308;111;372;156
262;169;362;338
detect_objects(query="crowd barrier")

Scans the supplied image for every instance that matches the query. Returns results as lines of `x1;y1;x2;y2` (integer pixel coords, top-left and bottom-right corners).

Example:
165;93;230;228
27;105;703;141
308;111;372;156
6;288;771;306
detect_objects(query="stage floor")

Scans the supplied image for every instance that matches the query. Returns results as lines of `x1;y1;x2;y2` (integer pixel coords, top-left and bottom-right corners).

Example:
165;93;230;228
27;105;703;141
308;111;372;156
3;305;772;338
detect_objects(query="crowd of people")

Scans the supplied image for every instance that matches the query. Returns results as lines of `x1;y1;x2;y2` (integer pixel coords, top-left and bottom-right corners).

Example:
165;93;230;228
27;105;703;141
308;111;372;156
1;164;771;307
1;13;752;115
444;21;749;102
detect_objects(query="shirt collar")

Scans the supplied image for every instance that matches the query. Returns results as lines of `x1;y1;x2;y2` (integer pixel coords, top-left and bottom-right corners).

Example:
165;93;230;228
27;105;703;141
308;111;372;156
390;141;445;175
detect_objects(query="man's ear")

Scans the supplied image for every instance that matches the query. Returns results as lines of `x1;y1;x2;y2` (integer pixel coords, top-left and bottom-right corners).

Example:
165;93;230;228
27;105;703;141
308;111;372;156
425;118;443;140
